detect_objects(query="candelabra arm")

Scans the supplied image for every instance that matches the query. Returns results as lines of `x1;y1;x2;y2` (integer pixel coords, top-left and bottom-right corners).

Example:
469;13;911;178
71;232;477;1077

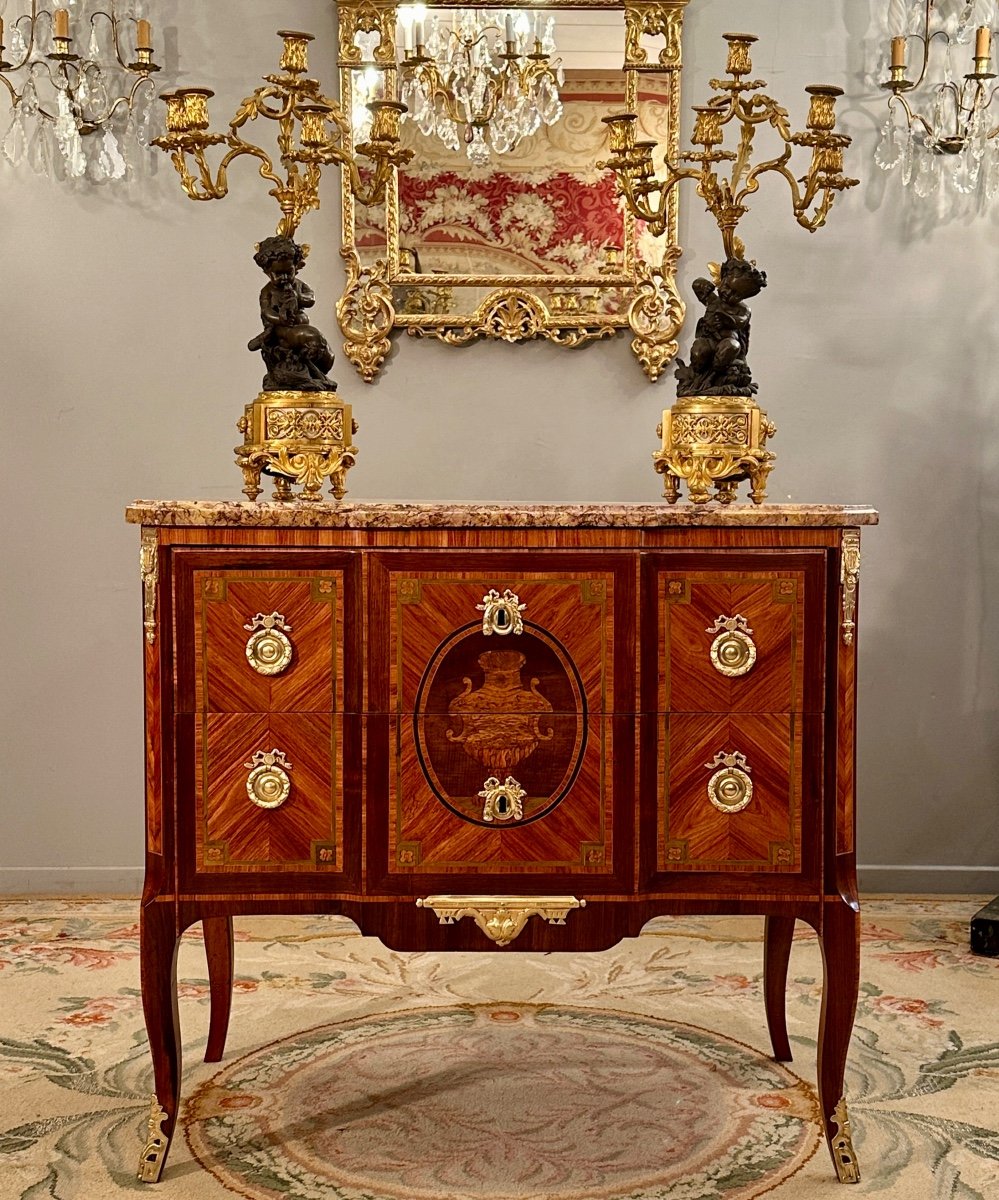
231;87;296;129
347;157;393;208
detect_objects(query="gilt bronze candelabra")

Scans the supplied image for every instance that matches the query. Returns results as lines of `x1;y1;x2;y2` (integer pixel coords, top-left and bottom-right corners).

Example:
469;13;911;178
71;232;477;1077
601;32;858;505
154;30;413;503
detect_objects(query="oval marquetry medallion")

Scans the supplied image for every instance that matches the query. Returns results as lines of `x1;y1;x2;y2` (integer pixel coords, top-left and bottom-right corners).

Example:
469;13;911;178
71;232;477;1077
414;622;587;827
185;1004;820;1200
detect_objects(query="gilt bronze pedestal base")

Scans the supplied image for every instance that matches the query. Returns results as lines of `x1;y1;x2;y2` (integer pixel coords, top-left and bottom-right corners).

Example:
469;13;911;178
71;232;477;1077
654;395;776;506
235;390;358;503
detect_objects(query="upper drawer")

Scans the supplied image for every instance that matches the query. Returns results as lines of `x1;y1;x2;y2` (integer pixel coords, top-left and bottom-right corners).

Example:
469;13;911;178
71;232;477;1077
173;551;359;714
645;552;827;714
368;553;635;716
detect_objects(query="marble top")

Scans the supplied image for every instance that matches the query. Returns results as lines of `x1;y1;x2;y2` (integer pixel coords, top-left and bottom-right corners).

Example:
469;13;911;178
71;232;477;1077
126;501;878;529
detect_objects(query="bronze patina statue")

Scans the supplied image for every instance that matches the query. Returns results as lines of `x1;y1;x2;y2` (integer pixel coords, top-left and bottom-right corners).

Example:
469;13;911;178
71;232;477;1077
249;236;338;393
674;257;768;398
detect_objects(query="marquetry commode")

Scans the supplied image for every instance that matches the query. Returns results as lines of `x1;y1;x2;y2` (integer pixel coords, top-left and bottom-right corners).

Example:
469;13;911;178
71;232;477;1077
127;500;877;1185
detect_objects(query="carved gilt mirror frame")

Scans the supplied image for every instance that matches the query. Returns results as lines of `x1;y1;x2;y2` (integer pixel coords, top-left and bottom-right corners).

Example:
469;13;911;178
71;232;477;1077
335;0;689;381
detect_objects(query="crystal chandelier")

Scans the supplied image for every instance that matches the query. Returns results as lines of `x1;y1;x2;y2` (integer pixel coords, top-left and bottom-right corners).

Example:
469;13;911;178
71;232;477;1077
397;6;563;164
876;0;999;199
0;0;161;182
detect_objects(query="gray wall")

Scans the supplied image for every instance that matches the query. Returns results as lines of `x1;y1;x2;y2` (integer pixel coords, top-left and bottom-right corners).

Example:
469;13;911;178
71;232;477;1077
1;0;996;894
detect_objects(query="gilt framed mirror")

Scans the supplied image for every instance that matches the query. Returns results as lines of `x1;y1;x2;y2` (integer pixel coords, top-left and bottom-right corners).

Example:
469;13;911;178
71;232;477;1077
335;0;690;381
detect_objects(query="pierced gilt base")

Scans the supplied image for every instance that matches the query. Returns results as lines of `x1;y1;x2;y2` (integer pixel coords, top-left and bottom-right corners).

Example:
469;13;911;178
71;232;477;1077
235;390;358;503
137;1095;169;1183
830;1097;861;1183
654;395;776;506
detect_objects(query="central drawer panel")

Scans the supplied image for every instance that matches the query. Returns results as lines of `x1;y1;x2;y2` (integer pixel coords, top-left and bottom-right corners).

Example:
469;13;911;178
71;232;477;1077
366;553;635;891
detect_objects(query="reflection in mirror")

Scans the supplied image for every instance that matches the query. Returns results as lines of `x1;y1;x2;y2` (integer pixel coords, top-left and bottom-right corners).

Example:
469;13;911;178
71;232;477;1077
336;1;690;383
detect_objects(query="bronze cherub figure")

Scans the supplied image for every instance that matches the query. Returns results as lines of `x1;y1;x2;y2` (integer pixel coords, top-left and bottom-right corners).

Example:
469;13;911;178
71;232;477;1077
248;236;338;393
674;257;768;398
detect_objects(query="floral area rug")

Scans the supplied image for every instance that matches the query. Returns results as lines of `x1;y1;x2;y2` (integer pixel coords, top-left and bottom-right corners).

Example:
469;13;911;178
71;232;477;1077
1;899;997;1200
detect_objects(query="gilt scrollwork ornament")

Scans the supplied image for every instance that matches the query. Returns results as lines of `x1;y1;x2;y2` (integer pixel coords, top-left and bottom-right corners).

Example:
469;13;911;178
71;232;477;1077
623;0;687;72
416;895;586;947
477;589;526;636
830;1097;861;1183
478;776;527;823
337;249;396;382
841;531;861;646
244;612;293;676
705;750;754;813
706;615;757;677
244;749;293;810
137;1096;170;1182
628;252;686;382
140;530;158;646
337;0;397;67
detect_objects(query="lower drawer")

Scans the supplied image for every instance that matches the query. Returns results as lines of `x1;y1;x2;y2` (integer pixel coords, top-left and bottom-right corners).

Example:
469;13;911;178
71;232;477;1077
181;712;347;885
366;714;633;892
658;712;805;874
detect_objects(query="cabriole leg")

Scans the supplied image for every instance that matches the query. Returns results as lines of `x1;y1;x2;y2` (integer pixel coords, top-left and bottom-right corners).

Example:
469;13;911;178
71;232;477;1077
763;915;795;1062
203;916;235;1063
816;898;861;1183
138;902;181;1183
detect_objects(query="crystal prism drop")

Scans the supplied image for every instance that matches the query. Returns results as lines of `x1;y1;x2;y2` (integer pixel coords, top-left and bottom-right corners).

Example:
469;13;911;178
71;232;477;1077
950;148;977;193
913;149;939;197
98;128;126;179
984;142;999;200
875;109;903;170
9;27;26;61
2;107;27;165
901;127;916;184
88;23;101;61
27;119;53;176
955;1;976;43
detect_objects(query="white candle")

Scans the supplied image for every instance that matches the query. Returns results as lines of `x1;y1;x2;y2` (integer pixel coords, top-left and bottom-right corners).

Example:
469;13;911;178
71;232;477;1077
414;18;424;47
504;13;515;43
401;20;412;52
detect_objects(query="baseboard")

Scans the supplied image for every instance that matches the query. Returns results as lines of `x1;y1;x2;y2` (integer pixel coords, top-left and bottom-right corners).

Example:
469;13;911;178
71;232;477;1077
858;865;999;894
0;868;144;895
1;865;995;898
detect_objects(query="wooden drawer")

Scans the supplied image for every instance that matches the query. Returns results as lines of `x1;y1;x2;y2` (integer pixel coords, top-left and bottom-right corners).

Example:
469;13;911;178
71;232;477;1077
367;714;632;891
194;571;343;712
172;551;360;716
368;554;633;717
656;712;816;876
185;711;346;882
645;553;827;714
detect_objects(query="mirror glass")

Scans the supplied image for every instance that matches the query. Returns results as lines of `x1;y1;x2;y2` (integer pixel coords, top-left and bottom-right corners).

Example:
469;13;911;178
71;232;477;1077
336;2;687;381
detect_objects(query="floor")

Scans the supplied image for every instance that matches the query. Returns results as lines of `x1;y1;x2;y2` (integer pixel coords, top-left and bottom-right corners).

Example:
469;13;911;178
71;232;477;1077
1;897;997;1200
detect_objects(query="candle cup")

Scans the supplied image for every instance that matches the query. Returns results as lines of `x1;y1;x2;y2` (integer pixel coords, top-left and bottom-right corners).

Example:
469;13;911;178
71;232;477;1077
159;89;189;133
173;87;214;132
722;32;757;78
692;104;724;147
805;85;842;132
601;113;638;153
278;29;313;75
299;103;332;148
367;99;406;144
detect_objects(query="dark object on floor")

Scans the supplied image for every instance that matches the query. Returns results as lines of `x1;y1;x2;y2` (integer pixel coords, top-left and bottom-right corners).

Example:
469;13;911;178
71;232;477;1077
970;895;999;957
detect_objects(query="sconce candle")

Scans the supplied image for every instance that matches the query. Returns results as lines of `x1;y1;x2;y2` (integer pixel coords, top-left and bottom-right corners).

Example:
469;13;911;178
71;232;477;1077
891;36;907;70
975;26;991;65
136;19;153;51
52;8;70;40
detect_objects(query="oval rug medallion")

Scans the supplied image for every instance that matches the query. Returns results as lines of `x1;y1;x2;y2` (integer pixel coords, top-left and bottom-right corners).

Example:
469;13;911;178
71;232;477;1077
184;1004;820;1200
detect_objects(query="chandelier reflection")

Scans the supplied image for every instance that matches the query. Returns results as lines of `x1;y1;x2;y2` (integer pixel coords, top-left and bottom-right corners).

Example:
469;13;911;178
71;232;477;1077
0;0;161;182
876;0;999;200
396;5;563;164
